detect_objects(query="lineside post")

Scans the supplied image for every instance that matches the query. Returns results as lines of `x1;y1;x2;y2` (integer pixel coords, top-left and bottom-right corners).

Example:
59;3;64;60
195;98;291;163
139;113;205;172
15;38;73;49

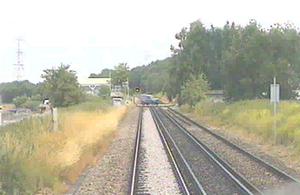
270;77;279;145
52;107;58;131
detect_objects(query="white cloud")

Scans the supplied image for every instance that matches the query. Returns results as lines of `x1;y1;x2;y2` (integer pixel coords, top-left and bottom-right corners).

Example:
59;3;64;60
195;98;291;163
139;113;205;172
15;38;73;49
40;47;86;58
70;62;89;79
99;50;114;66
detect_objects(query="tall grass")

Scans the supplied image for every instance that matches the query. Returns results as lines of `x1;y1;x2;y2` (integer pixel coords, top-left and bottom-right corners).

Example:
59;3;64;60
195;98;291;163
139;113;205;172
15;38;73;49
154;92;170;104
180;99;300;152
0;99;129;194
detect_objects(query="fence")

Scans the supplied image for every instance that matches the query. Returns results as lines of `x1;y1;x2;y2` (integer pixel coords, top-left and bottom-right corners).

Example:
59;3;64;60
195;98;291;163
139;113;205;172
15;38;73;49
0;109;32;126
0;108;58;131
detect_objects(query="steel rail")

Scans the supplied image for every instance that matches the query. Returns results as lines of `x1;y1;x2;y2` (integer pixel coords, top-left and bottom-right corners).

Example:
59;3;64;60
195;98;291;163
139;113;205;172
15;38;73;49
168;107;300;185
128;107;143;195
151;107;207;195
159;107;261;195
150;107;191;195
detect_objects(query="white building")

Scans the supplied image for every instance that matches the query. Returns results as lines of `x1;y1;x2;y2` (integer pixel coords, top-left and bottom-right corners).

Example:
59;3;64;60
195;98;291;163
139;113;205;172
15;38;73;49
78;78;111;96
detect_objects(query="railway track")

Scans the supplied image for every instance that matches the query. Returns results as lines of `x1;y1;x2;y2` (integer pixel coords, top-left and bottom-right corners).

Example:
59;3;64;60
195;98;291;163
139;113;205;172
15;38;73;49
129;107;185;195
152;107;261;195
164;107;300;193
129;106;143;194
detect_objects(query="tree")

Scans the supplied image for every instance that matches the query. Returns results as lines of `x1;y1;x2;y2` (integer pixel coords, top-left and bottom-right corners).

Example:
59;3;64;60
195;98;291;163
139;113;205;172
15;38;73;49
165;19;300;102
111;63;129;86
12;95;28;108
180;74;210;107
41;63;83;107
119;19;300;103
0;81;38;103
129;66;146;90
221;20;300;100
98;86;110;100
88;68;112;78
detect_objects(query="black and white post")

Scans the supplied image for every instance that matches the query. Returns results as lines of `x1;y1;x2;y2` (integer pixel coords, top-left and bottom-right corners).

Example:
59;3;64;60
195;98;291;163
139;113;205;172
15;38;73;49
270;77;280;144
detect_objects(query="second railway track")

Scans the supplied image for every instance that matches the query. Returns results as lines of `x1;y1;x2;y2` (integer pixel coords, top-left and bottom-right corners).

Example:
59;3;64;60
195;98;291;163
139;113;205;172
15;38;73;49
163;107;300;194
152;107;260;195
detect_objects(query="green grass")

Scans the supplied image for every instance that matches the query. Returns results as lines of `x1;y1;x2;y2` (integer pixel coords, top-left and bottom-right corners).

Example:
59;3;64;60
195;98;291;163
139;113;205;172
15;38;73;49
180;99;300;151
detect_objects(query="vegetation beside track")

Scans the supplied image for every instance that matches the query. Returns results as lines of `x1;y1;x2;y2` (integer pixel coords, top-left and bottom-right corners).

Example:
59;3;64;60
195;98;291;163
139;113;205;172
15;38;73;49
180;100;300;153
0;99;131;194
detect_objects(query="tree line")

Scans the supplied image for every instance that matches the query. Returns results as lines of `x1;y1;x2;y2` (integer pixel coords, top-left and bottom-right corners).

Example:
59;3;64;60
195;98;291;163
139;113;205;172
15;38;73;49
0;63;84;109
127;19;300;105
0;62;132;109
3;19;300;108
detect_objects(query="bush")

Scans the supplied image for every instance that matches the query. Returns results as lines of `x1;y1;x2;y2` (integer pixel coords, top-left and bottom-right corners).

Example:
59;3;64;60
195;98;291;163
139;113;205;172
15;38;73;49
22;100;40;111
179;104;193;113
12;95;28;108
98;86;110;100
180;74;209;107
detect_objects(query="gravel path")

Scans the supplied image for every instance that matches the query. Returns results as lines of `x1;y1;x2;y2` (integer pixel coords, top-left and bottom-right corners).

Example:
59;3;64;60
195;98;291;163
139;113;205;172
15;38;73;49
156;108;241;195
165;108;295;193
67;107;139;195
135;108;181;194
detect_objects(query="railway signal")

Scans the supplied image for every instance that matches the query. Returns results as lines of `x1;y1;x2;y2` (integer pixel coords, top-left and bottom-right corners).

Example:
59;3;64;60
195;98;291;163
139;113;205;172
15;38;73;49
135;87;141;93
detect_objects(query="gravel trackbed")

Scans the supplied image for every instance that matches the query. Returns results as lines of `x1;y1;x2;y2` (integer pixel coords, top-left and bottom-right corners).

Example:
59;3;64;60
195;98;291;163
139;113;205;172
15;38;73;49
68;107;139;195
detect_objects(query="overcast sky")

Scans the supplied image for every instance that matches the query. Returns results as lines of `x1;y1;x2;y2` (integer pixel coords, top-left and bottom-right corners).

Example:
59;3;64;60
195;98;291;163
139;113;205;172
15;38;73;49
0;0;299;84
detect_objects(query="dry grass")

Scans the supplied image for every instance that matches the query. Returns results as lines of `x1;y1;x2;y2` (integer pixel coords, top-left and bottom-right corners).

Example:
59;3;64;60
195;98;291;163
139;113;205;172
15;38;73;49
180;100;300;173
181;100;300;153
1;104;15;110
154;92;170;104
0;100;130;194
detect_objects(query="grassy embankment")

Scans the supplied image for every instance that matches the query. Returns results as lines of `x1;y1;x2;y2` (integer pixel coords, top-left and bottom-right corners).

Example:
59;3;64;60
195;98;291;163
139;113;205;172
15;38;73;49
180;99;300;154
154;92;170;104
0;99;131;194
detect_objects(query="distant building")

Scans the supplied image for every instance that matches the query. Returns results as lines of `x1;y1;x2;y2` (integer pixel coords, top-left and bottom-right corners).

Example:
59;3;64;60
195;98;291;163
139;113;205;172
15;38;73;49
78;77;111;96
206;90;225;103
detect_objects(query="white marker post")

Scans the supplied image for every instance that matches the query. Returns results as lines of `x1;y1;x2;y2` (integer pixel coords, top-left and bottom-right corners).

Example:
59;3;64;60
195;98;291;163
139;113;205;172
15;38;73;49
270;77;280;144
52;108;58;131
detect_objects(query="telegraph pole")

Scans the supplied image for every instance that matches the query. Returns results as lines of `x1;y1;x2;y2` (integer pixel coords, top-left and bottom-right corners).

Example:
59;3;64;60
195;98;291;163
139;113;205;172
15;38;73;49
13;36;25;81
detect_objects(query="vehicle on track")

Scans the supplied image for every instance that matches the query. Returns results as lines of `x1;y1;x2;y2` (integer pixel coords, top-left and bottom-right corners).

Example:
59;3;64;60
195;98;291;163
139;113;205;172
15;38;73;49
141;95;163;105
141;95;153;105
150;97;160;105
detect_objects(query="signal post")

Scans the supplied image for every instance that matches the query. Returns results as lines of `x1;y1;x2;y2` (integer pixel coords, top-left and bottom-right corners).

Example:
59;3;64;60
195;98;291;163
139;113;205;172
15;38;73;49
134;87;141;105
